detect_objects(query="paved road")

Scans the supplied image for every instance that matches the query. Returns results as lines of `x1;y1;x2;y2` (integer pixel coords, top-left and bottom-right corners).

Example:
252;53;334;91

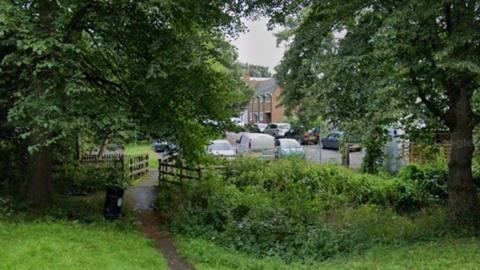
225;132;365;169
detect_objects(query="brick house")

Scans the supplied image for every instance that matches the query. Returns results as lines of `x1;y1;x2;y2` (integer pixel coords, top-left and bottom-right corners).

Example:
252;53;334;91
242;74;285;124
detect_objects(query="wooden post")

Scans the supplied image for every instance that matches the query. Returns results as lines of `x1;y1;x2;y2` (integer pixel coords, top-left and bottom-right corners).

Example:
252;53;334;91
341;143;350;167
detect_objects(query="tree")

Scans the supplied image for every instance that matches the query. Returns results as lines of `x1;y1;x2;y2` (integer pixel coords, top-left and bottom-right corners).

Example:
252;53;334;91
241;63;272;77
270;1;480;223
0;0;256;208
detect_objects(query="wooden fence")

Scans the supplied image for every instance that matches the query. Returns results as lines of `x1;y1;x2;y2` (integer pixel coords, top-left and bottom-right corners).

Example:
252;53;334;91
402;143;451;164
158;156;229;183
158;162;202;183
80;154;149;179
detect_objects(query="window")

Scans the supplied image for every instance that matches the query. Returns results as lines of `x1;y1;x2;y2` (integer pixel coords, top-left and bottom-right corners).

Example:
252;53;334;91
259;112;264;121
209;142;233;151
280;139;301;148
278;124;291;130
266;94;272;103
253;113;259;122
327;133;337;139
268;124;278;129
249;113;253;121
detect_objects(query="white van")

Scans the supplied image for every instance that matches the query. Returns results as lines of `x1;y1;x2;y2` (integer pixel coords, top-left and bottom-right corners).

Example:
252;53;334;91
236;133;275;159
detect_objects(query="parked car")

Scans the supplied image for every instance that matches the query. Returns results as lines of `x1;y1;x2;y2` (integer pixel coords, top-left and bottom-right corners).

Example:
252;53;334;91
321;132;362;151
263;123;291;138
302;127;321;145
207;140;236;159
152;140;177;154
275;138;305;159
284;128;299;140
251;123;268;133
230;117;246;128
236;133;275;160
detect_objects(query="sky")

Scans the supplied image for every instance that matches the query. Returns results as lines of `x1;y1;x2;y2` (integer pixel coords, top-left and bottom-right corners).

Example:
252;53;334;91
229;17;287;74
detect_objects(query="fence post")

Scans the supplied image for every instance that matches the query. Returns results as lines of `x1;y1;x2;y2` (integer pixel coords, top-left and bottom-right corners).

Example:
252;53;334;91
159;162;163;181
145;154;149;174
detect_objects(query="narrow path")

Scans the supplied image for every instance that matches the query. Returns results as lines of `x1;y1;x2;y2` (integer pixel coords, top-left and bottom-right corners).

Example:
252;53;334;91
125;170;195;270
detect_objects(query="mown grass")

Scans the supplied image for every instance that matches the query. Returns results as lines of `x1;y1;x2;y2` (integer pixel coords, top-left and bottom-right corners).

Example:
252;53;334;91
176;237;480;270
125;141;158;169
0;220;168;270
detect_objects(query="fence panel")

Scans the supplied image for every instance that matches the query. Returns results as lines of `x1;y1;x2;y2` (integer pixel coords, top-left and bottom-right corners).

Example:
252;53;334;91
402;143;451;164
158;162;202;183
80;154;149;179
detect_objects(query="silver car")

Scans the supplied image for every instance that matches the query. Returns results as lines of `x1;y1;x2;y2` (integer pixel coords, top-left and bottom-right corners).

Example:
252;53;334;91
207;140;236;159
275;138;305;158
264;123;291;138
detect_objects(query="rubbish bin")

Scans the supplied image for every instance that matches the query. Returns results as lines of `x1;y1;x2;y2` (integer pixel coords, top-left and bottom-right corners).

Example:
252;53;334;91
103;187;124;220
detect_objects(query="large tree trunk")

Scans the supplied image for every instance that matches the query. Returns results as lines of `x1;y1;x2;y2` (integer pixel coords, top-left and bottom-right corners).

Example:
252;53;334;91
25;0;57;209
447;85;479;224
27;144;54;208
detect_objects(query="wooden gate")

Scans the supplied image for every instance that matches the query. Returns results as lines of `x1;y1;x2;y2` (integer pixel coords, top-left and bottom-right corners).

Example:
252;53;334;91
81;154;149;179
158;162;202;184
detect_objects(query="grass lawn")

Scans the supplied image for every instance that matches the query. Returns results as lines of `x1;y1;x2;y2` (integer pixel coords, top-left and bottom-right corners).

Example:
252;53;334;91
125;141;158;169
176;237;480;270
0;220;168;270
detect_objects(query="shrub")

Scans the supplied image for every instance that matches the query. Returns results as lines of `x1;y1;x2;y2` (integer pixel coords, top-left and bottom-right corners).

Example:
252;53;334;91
54;161;127;195
158;157;449;261
398;163;448;202
0;196;14;218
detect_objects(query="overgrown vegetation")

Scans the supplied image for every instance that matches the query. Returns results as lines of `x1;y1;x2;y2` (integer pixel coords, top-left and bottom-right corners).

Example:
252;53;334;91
176;237;480;270
54;162;126;195
157;157;465;262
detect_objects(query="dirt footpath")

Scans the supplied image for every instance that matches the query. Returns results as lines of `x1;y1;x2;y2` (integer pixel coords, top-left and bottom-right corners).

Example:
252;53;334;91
125;170;195;270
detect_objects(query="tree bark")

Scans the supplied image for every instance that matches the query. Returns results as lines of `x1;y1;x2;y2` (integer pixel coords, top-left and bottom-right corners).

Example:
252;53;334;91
25;0;57;208
446;84;479;224
27;144;54;208
98;135;110;157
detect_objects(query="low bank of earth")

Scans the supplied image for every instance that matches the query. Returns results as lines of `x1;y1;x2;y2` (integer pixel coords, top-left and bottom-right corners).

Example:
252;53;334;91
176;237;480;270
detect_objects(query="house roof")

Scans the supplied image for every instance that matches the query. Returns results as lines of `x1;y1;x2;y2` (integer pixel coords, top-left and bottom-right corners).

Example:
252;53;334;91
253;78;278;96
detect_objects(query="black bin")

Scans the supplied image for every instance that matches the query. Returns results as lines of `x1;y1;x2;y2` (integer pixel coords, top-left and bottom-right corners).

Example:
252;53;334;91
103;187;124;220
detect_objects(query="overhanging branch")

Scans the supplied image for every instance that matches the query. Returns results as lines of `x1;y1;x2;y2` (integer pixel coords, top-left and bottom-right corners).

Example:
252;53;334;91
409;70;447;122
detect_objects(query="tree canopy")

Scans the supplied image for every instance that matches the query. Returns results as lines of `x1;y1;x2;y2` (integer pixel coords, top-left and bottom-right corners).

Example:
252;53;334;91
241;63;272;77
272;0;480;223
0;0;261;207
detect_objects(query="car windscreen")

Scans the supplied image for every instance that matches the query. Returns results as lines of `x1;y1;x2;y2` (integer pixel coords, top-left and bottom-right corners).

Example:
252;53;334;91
280;140;300;148
210;142;232;151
